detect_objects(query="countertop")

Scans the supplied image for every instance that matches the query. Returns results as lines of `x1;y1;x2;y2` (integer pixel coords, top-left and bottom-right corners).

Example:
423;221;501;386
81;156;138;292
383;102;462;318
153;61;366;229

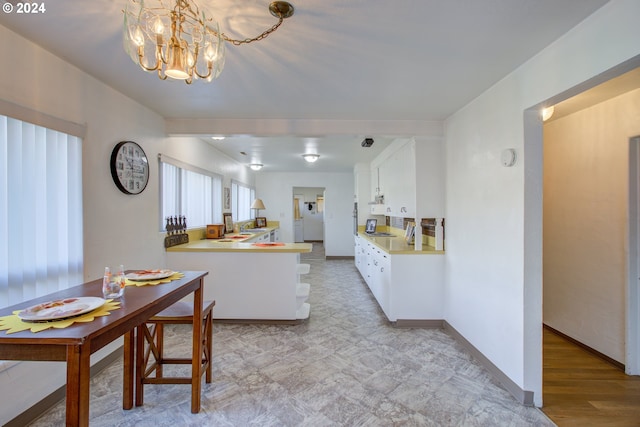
166;226;312;253
357;231;444;255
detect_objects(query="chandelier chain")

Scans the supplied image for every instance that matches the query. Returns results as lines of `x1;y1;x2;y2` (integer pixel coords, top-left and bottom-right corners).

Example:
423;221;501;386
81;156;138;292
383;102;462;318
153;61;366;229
220;17;284;46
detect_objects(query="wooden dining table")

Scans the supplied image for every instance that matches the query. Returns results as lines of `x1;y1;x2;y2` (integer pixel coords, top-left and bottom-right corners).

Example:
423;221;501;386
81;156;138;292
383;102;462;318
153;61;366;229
0;270;208;427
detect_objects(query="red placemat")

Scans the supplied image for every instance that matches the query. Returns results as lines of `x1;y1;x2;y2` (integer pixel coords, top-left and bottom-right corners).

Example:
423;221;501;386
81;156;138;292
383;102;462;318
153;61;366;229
252;242;285;247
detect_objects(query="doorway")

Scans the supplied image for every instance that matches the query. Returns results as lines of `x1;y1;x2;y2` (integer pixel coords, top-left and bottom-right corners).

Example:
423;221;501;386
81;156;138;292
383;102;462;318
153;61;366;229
537;67;640;411
293;187;325;243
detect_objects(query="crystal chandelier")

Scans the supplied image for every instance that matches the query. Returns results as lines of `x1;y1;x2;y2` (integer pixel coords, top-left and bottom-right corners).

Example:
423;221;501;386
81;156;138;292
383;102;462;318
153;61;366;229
123;0;294;84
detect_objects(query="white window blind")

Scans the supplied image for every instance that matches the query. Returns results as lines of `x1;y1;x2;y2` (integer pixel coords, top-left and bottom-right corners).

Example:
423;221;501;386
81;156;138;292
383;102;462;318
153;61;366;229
159;155;222;230
231;180;255;222
0;115;83;309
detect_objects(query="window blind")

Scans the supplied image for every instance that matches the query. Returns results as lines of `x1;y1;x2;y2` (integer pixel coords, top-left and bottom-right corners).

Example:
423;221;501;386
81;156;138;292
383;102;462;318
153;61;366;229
231;180;255;222
0;114;83;308
159;155;222;229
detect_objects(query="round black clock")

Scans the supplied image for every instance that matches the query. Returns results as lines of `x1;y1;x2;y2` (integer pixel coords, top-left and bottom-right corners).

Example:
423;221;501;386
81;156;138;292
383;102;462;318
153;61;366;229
110;141;149;195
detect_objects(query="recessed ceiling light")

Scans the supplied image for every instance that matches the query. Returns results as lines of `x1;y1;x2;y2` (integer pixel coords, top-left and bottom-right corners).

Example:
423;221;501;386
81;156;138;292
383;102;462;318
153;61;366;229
249;163;263;171
302;154;320;163
211;136;225;140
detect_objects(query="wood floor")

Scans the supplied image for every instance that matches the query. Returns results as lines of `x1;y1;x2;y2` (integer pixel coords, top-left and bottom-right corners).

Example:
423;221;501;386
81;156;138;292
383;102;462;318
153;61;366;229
542;327;640;426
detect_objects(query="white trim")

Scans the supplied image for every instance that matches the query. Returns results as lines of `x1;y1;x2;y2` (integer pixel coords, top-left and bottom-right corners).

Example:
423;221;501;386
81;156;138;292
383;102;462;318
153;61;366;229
157;153;222;180
0;99;86;138
626;136;640;374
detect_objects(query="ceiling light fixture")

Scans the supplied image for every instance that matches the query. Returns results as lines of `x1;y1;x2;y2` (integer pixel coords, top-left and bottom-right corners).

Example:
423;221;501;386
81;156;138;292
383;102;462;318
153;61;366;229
302;154;320;163
249;163;263;171
541;106;555;121
211;136;225;140
123;0;295;84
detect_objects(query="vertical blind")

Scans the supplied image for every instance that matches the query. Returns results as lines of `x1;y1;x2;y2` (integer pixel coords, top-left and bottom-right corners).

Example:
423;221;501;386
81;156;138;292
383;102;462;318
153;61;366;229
232;180;255;222
0;115;83;308
160;157;222;229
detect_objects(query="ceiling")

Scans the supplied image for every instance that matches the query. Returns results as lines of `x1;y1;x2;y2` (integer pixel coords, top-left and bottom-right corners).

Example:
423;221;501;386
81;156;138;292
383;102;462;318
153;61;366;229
0;0;612;172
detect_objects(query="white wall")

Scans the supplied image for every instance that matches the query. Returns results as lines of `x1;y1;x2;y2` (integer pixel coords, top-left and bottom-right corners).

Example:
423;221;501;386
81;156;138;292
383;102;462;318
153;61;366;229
256;172;354;256
0;25;253;425
544;89;640;363
444;0;640;406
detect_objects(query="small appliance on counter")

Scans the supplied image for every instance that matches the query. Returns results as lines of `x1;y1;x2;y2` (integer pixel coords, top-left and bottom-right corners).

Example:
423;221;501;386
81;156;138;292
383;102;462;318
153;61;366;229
206;224;225;239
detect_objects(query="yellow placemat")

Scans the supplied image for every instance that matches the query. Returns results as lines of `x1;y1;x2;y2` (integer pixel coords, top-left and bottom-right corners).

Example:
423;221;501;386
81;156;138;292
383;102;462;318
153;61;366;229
0;300;121;334
125;272;184;287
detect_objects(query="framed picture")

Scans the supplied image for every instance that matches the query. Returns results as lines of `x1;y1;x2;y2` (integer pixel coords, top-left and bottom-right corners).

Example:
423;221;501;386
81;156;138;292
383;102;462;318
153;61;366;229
223;187;231;210
223;212;233;233
255;217;267;228
404;221;415;244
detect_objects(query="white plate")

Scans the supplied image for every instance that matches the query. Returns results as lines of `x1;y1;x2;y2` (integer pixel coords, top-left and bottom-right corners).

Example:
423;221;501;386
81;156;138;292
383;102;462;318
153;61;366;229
18;296;106;321
126;269;174;281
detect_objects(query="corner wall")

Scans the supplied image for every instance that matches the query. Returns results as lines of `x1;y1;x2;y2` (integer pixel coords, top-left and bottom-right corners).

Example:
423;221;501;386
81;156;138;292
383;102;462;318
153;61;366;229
444;0;640;406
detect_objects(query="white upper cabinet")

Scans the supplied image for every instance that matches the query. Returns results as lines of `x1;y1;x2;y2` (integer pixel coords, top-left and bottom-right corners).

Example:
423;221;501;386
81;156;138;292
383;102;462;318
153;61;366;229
371;137;444;220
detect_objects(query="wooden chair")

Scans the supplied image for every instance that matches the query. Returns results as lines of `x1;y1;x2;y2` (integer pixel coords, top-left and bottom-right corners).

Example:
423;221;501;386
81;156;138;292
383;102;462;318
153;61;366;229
135;299;215;413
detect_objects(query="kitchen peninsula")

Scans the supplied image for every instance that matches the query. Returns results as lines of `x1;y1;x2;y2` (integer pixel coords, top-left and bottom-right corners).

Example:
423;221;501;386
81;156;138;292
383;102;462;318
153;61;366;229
166;225;313;322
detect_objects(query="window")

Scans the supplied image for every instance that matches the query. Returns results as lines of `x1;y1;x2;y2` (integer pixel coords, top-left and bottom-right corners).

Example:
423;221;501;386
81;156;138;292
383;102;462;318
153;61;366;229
159;155;222;230
0;114;83;308
231;180;255;222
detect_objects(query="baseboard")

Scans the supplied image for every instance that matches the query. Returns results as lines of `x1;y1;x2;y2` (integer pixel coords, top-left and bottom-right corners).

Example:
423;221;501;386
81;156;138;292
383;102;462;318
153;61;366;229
394;319;444;328
326;256;354;260
6;346;124;427
543;324;625;371
443;321;535;406
213;318;304;325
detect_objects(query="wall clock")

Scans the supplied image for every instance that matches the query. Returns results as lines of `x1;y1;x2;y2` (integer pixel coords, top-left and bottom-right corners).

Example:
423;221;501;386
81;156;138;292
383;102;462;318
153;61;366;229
110;141;149;194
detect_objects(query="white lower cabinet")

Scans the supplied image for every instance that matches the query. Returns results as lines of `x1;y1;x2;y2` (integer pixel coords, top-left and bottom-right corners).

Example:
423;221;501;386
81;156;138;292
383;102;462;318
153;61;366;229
354;236;443;321
244;229;276;243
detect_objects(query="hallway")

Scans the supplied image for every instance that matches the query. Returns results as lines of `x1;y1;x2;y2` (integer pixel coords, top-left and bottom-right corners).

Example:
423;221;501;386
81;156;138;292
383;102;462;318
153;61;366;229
542;327;640;426
28;245;553;426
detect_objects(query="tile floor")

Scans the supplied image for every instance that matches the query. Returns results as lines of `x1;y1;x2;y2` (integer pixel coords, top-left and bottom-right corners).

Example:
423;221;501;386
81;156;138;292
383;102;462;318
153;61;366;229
28;244;554;426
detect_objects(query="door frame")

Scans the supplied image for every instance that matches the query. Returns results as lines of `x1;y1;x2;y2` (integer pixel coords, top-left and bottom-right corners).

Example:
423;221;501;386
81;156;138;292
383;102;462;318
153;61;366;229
627;136;640;374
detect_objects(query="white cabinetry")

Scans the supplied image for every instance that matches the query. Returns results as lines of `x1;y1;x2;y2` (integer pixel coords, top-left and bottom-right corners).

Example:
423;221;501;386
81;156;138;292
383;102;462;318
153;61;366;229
371;137;444;220
355;236;366;273
354;235;443;321
244;228;277;243
383;141;416;218
370;204;386;215
377;159;392;215
368;244;390;318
